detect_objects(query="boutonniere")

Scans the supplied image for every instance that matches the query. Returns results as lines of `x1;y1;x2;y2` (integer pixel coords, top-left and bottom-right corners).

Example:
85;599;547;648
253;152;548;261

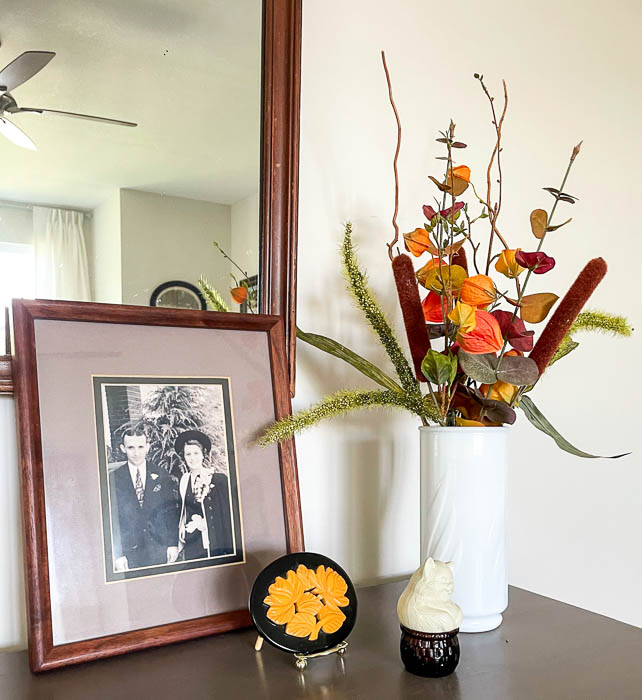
150;473;159;480
153;484;162;493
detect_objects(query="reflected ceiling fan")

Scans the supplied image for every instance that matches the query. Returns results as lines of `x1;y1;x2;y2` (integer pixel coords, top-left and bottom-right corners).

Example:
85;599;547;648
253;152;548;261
0;51;137;151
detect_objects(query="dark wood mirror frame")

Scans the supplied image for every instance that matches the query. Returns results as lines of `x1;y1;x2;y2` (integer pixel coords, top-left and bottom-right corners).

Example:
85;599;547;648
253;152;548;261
0;0;301;396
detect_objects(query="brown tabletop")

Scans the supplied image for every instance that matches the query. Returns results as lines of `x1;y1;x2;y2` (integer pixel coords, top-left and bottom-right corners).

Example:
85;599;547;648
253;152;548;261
1;581;640;699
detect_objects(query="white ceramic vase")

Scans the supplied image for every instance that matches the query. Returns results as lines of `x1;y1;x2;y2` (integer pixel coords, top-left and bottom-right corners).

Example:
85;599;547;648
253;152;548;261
419;426;508;633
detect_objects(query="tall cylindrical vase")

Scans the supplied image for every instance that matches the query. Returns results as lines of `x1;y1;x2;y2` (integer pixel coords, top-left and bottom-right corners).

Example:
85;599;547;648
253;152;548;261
420;426;508;633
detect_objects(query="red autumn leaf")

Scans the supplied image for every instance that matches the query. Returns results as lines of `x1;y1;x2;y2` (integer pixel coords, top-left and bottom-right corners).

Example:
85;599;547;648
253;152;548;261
422;291;446;323
491;310;535;352
440;201;465;219
514;250;556;274
423;205;438;221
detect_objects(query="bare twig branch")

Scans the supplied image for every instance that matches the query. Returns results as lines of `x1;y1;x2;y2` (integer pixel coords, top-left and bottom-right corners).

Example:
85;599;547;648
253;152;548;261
476;76;509;272
381;50;402;261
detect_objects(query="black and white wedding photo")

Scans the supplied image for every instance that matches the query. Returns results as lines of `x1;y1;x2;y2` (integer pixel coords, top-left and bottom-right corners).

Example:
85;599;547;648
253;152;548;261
93;377;244;582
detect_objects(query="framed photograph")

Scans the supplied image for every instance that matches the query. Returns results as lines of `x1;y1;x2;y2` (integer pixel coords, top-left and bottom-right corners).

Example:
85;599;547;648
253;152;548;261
12;299;303;672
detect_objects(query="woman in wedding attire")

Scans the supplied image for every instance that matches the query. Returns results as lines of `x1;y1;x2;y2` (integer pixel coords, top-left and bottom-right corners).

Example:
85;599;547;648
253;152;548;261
175;430;234;561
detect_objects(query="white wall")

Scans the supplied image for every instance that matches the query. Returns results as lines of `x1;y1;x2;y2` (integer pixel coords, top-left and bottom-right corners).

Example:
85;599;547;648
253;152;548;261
295;0;641;626
87;191;122;303
0;397;25;650
1;0;641;653
0;206;32;245
119;189;232;306
231;191;260;279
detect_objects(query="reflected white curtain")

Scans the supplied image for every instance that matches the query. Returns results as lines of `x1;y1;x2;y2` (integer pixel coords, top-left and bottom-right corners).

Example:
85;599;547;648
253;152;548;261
33;206;91;301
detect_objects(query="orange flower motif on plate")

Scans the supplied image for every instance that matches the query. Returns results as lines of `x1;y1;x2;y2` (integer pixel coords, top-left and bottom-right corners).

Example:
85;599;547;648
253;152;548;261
264;565;349;641
263;569;303;625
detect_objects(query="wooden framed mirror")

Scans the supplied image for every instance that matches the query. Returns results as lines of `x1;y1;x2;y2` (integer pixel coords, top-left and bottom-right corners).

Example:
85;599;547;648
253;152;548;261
0;0;300;394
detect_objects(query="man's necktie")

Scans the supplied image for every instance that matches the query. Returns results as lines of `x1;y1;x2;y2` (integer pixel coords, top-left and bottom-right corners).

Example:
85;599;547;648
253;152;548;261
135;468;144;507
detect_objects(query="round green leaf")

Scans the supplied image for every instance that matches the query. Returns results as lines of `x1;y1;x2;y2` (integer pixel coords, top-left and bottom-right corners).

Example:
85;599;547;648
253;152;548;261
495;355;539;386
458;351;497;384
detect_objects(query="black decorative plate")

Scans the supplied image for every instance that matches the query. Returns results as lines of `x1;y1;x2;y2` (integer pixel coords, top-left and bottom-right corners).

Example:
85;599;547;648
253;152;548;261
250;552;357;654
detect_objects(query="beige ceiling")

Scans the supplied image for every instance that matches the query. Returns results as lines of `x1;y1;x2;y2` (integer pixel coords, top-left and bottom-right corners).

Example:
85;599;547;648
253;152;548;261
0;0;262;208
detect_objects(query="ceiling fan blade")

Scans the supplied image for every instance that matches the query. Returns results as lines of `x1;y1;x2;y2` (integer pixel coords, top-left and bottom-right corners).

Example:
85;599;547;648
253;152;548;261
0;51;55;94
18;107;137;127
0;116;37;150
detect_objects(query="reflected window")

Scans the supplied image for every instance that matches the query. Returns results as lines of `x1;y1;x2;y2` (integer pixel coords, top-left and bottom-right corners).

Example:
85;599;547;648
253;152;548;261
0;241;35;341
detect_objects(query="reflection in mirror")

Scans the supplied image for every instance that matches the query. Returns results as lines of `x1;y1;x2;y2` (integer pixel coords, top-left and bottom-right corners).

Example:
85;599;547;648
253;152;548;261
0;0;262;339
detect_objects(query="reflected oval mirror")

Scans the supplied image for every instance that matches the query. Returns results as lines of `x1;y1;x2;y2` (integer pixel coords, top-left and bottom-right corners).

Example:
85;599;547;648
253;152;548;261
0;0;268;336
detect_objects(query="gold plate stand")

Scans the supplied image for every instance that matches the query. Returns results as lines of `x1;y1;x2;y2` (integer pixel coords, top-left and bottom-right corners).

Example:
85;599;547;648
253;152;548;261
255;636;348;670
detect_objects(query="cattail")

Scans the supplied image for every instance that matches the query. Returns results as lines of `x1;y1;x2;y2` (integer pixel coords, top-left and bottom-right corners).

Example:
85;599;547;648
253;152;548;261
451;247;468;274
529;258;607;375
392;254;431;381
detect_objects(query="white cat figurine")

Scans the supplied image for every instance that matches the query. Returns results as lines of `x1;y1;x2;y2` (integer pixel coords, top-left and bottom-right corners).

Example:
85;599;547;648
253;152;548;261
397;558;463;633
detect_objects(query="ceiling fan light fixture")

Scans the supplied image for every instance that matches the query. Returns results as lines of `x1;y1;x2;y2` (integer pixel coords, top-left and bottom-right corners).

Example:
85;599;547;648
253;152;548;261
0;115;37;151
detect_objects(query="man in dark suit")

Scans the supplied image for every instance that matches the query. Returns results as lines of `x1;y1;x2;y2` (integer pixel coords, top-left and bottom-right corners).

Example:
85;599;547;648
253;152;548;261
108;428;180;571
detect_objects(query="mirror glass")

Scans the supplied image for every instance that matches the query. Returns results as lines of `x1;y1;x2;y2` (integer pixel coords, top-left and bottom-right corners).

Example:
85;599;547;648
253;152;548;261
0;0;262;340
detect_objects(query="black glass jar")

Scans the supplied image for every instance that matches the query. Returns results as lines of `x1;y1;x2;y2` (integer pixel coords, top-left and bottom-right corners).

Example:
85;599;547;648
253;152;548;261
399;625;460;677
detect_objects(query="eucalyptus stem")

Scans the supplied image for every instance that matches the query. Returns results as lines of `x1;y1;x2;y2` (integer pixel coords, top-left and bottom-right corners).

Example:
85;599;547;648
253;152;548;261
497;142;583;369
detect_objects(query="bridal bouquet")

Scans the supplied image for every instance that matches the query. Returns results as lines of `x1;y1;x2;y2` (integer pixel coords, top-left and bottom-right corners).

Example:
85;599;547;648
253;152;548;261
224;59;631;457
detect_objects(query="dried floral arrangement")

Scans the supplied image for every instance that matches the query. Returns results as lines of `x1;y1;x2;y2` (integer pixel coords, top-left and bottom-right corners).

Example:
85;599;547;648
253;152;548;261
200;241;258;314
202;55;632;458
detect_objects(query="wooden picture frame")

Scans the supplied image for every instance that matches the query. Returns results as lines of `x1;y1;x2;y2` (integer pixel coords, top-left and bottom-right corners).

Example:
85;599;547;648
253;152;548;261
0;0;302;396
12;299;304;672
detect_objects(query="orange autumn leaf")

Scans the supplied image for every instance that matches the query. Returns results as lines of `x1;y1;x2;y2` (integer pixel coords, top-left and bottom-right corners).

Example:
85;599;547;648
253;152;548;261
443;239;467;257
422;291;446;323
495;249;525;279
530;209;548;239
480;380;518;404
507;292;559;323
455;417;486;427
451;165;471;182
317;605;347;634
403;227;433;257
457;309;503;354
230;286;248;304
285;612;321;640
404;229;466;258
416;256;444;283
263;569;303;625
460;274;497;307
